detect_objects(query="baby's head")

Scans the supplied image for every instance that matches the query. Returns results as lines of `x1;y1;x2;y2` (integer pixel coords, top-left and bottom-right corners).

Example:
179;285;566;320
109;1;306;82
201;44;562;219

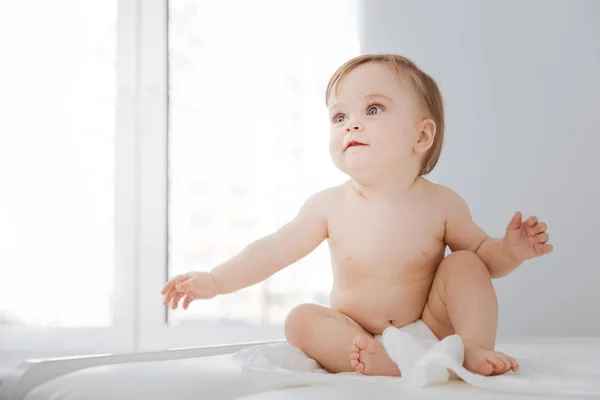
325;54;444;181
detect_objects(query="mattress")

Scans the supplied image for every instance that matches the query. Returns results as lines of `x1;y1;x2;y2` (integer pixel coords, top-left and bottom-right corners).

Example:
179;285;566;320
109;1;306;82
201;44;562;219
238;341;600;399
238;383;554;400
18;339;600;400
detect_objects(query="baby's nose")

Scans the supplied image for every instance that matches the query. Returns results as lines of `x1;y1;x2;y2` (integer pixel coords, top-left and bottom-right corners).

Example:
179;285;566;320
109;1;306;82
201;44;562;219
345;123;363;132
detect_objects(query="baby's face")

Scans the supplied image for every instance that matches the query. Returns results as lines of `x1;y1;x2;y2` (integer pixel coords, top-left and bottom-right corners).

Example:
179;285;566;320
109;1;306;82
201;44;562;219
327;62;422;180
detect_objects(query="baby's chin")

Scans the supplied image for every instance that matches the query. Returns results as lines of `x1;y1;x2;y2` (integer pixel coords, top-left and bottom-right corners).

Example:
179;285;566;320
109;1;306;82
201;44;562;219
336;156;381;180
344;150;377;169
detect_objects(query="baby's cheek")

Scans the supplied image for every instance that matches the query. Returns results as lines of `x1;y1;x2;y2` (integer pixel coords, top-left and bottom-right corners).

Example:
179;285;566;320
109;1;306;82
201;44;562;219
328;131;343;151
328;136;346;170
395;127;418;151
377;131;412;160
379;128;404;148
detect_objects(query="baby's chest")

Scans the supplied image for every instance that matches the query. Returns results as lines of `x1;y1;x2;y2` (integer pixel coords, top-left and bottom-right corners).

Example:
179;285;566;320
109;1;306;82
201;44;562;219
327;205;445;261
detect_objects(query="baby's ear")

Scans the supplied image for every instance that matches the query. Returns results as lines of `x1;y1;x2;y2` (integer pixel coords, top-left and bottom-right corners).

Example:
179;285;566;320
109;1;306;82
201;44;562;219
413;119;436;154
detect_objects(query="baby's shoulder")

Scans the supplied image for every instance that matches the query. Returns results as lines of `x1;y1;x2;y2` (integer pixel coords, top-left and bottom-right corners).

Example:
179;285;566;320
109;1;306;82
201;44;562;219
302;183;346;212
309;181;356;215
313;180;352;200
419;180;468;212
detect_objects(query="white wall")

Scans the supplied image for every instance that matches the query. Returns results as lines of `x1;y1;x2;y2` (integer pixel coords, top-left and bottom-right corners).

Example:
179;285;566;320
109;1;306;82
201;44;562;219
360;0;600;337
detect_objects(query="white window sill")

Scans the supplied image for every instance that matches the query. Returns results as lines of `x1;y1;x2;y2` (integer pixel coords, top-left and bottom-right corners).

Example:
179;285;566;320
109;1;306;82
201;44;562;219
0;354;27;386
0;350;105;386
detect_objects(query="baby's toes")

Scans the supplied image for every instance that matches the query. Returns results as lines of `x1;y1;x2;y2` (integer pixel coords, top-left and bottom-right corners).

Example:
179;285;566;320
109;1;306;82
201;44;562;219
354;361;365;373
486;354;508;374
474;359;493;376
497;353;512;371
508;356;520;372
349;342;360;370
353;335;368;350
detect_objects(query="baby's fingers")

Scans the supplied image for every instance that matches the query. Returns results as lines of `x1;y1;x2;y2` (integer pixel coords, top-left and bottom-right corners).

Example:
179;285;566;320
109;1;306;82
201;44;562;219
161;274;187;294
163;286;178;306
534;242;553;256
182;295;195;310
534;232;549;243
540;243;553;255
524;217;538;236
533;222;547;235
171;292;185;310
526;216;538;226
161;279;176;295
175;277;197;293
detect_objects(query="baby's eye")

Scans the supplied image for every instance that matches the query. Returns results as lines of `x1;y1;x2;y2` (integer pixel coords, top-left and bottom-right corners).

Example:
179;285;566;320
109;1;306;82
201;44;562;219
366;104;383;115
333;114;346;123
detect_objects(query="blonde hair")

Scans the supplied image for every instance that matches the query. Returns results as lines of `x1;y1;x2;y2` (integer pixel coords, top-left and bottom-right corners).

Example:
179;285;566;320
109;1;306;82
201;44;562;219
325;54;444;176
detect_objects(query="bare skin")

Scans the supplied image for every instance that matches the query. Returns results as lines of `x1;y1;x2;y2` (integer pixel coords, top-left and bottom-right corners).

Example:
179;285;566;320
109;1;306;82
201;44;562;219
285;181;523;376
161;60;553;377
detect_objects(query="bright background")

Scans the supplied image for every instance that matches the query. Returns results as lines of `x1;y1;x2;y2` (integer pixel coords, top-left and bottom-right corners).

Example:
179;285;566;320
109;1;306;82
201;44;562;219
0;0;358;370
1;0;598;378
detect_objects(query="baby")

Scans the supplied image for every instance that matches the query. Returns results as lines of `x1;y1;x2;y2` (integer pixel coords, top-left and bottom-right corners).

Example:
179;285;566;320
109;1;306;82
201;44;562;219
161;54;553;377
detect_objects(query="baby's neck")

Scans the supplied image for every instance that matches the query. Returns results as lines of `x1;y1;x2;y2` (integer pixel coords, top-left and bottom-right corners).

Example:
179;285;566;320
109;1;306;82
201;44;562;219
351;172;420;201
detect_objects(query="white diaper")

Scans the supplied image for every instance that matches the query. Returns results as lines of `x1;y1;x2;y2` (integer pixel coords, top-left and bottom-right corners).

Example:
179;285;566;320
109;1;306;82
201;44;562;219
376;319;462;383
372;320;437;376
376;319;438;345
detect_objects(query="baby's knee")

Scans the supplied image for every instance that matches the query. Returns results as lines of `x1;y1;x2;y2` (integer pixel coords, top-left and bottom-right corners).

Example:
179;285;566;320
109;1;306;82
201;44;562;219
284;303;322;346
439;250;490;278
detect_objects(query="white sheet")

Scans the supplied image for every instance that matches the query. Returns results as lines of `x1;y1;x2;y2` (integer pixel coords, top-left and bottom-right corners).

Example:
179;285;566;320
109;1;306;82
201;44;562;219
25;354;266;400
238;383;563;400
234;337;600;399
23;339;600;400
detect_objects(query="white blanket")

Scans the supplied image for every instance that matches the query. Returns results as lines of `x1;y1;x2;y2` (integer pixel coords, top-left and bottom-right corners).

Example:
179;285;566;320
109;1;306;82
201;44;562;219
233;320;600;398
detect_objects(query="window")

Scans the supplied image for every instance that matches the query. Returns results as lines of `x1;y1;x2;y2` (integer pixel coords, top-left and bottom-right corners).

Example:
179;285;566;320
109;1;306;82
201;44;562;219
166;0;358;332
0;0;359;358
0;0;137;354
0;0;116;329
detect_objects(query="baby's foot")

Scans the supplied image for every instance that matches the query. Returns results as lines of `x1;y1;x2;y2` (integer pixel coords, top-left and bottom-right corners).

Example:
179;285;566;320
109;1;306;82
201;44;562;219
349;335;401;376
464;345;520;376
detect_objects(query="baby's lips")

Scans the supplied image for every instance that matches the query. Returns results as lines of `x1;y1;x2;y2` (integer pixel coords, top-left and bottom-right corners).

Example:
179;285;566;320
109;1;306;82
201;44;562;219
344;140;367;150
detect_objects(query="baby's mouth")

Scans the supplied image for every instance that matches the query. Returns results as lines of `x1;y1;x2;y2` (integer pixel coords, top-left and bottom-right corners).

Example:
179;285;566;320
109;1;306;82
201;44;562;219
345;140;367;151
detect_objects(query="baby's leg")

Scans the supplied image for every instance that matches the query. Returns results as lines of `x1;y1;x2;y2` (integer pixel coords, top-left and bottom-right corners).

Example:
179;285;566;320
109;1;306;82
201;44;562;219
421;250;519;376
285;303;399;376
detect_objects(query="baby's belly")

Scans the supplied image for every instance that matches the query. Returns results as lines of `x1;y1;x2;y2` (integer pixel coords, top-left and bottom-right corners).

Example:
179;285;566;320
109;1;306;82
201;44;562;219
330;277;434;335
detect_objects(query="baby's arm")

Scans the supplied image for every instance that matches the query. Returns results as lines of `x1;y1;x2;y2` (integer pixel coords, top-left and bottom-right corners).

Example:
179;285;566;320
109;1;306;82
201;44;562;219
441;187;522;278
210;189;329;294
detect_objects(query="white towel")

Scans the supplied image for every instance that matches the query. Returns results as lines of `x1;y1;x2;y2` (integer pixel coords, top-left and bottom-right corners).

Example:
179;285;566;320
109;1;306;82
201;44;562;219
233;320;600;398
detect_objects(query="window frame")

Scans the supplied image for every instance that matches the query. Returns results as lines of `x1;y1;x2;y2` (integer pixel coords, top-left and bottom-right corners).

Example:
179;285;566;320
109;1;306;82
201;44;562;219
0;0;139;355
2;0;357;358
0;0;284;357
136;0;284;351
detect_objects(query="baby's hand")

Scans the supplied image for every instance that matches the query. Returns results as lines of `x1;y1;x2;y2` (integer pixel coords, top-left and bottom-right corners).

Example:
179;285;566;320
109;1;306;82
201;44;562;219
504;211;553;262
161;272;218;310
